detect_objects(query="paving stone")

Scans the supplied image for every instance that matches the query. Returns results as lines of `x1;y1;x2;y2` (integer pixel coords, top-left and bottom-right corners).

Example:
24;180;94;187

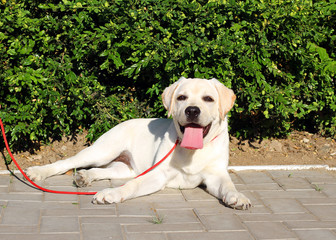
262;198;307;213
40;216;79;233
297;197;336;205
167;231;254;240
124;223;204;233
182;188;217;201
152;201;193;210
81;216;151;224
1;201;41;225
9;178;43;193
285;220;336;230
0;170;335;240
41;201;80;210
255;189;327;199
0;193;43;201
236;171;275;184
244;221;297;239
294;229;336;240
0;233;80;240
156;209;199;223
44;175;75;186
238;213;317;222
198;214;246;231
236;183;282;191
306;175;336;184
0;225;37;234
117;202;155;217
193;202;237;215
42;208;116;217
319;184;336;198
268;170;333;179
0;175;10;186
125;233;166;240
43;187;79;202
229;172;245;184
304;205;336;221
275;177;314;190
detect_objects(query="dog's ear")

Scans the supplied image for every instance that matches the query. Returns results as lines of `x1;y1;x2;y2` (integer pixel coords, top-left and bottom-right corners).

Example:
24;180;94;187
210;78;236;120
162;77;185;117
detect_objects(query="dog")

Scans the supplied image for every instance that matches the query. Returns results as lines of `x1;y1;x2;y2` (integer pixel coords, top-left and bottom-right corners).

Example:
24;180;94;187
26;77;251;210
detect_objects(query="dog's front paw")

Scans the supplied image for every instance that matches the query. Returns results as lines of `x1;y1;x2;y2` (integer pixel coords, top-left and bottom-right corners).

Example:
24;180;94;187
25;166;49;181
223;191;251;210
92;188;124;204
74;170;92;188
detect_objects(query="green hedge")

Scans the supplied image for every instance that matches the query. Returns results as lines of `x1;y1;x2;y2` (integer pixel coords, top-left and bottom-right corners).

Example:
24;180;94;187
0;0;335;151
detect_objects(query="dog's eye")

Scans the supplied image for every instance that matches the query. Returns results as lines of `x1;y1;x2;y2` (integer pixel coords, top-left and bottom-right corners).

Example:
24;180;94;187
203;96;214;102
177;95;188;101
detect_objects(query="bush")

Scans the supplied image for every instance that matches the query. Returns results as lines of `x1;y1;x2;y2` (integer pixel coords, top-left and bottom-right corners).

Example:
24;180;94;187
0;0;335;151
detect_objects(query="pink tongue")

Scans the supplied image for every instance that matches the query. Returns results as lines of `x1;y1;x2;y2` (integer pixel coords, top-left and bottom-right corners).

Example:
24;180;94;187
180;127;203;150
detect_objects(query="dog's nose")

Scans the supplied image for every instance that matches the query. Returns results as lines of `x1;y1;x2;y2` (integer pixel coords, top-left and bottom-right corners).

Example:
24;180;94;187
185;106;200;121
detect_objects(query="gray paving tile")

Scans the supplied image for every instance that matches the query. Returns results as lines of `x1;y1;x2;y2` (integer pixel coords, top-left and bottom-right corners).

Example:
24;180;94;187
298;197;336;205
238;212;317;222
244;221;297;239
236;183;283;191
275;177;313;190
117;202;155;217
285;220;336;230
81;216;150;224
126;233;166;240
198;214;246;231
1;201;41;225
43;187;79;201
0;225;37;234
262;198;307;213
0;175;10;185
304;205;336;221
42;208;116;217
44;175;75;186
0;169;335;240
0;233;80;240
124;223;204;233
0;193;42;201
236;171;275;184
182;188;217;201
167;231;254;240
82;223;123;240
156;209;199;223
255;189;327;199
40;216;79;233
319;184;336;197
294;229;336;240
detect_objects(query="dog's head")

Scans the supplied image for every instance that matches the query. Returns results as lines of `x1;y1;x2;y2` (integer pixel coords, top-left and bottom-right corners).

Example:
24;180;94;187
162;77;236;150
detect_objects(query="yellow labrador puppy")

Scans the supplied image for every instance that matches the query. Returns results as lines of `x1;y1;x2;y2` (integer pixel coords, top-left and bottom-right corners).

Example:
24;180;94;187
26;77;251;210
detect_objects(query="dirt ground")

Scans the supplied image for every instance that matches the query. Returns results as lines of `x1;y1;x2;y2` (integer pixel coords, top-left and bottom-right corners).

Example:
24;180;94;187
1;130;335;171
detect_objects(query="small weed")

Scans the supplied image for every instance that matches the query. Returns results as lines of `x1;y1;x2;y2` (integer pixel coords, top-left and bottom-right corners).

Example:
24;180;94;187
313;184;323;192
288;173;292;178
149;208;165;224
149;215;165;224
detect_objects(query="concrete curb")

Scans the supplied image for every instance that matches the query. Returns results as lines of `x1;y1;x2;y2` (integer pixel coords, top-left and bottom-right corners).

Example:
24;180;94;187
228;164;336;171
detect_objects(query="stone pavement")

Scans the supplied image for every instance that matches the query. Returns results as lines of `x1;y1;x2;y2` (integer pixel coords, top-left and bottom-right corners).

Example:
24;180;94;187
0;169;335;240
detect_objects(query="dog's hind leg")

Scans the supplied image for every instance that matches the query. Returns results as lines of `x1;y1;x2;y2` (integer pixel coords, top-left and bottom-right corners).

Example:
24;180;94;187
26;139;124;181
74;161;136;188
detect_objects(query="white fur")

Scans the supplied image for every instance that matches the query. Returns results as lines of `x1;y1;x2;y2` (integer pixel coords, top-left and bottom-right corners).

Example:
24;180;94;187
26;78;251;210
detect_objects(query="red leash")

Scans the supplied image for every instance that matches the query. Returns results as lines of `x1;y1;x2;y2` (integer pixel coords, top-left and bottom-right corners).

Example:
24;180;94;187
0;118;178;195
